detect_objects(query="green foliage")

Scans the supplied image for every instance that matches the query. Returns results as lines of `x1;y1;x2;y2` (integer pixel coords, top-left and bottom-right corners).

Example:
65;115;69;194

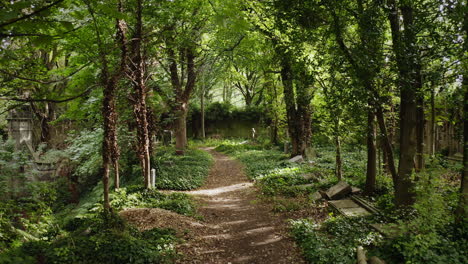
152;147;213;191
290;217;382;264
0;213;178;264
109;187;197;216
216;141;325;196
374;171;467;264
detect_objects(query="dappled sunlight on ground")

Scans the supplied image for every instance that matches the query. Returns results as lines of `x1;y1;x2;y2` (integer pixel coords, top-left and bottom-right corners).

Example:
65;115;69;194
188;182;253;196
175;149;305;264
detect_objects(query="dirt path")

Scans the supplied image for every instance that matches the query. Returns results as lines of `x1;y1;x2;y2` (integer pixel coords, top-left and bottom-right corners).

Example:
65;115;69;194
176;147;305;264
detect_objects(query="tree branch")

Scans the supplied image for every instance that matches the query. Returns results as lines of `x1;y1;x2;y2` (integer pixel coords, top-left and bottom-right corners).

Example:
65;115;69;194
0;0;65;28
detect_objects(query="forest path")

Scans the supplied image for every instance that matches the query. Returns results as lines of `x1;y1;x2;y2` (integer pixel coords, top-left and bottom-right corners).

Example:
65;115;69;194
175;147;305;264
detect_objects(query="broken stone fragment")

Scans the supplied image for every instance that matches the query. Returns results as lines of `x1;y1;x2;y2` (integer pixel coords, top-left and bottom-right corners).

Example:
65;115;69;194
288;155;304;163
294;184;314;190
351;186;362;194
310;191;323;202
325;181;352;200
369;256;386;264
300;173;316;181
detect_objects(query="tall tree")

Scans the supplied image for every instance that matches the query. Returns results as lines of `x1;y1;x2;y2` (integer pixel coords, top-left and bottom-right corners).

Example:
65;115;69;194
126;0;151;188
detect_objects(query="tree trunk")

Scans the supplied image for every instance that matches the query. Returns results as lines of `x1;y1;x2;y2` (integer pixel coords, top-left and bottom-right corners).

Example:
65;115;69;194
430;88;436;156
365;109;377;194
175;104;188;153
416;84;425;171
456;10;468;223
457;78;468;223
388;0;420;207
335;131;343;181
129;0;151;188
376;107;398;183
102;163;111;211
280;56;300;157
201;86;205;139
86;0;127;208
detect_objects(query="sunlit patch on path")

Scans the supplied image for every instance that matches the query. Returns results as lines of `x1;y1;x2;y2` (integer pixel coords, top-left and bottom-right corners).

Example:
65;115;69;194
188;182;253;196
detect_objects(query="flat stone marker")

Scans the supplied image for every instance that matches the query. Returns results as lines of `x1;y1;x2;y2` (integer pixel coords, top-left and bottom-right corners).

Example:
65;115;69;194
351;186;362;194
325;181;352;200
300;173;316;181
294;184;314;190
288;155;304;163
329;199;371;217
311;191;323;202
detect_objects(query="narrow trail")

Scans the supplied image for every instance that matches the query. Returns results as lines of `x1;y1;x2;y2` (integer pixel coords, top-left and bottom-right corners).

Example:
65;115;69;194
176;147;305;264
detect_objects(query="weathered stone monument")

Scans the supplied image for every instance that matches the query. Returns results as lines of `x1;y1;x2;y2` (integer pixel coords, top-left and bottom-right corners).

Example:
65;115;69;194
7;106;35;149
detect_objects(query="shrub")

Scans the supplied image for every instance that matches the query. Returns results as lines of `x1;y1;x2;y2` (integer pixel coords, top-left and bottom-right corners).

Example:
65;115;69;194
290;217;382;264
1;213;178;264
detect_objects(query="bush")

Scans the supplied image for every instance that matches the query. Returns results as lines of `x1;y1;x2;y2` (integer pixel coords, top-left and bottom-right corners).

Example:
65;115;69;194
109;187;197;216
1;213;178;264
290;217;382;264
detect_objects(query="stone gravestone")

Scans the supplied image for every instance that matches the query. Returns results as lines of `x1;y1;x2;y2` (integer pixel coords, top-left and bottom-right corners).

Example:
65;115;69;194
7;106;34;150
162;130;172;146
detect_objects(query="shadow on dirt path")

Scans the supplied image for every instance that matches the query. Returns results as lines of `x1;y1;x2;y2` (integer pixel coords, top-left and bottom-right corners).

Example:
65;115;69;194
176;147;305;264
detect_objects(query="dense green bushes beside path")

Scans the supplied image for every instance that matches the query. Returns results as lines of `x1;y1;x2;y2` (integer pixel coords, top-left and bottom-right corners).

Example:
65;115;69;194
0;144;213;264
214;140;467;264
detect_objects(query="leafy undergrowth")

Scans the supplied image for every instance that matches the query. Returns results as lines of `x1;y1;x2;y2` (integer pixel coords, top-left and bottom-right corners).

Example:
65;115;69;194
110;186;197;217
1;145;212;262
290;216;382;264
152;147;213;190
0;212;177;264
215;141;336;197
215;140;467;264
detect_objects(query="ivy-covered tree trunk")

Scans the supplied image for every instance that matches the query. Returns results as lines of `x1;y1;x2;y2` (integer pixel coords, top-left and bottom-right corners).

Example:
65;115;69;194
128;0;151;188
86;0;126;209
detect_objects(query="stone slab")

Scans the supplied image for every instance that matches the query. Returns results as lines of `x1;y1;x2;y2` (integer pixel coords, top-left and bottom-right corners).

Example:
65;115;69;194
311;191;323;202
340;207;371;217
351;187;362;194
288;155;304;163
325;181;352;200
329;199;360;208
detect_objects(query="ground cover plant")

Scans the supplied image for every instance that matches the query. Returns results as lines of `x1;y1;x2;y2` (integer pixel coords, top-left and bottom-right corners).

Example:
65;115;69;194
152;147;213;190
0;212;178;264
0;142;210;263
216;140;467;264
1;0;467;262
